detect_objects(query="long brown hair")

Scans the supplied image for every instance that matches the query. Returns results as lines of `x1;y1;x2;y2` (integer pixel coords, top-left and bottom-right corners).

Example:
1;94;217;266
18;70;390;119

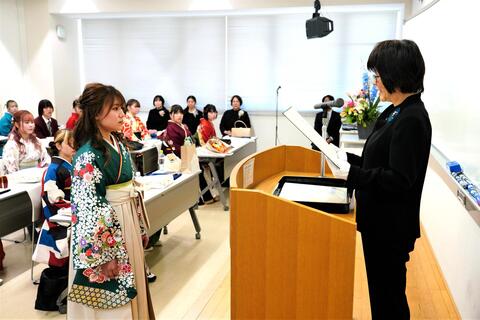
11;110;42;154
73;83;126;160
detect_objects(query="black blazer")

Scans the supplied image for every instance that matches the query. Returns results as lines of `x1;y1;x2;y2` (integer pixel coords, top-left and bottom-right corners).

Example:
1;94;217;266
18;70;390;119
219;109;251;135
182;108;203;137
146;107;170;131
312;110;342;148
34;116;59;139
346;93;431;247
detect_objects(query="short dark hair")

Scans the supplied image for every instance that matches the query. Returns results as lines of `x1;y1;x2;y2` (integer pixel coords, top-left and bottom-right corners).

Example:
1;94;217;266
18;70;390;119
203;104;217;119
230;95;243;106
367;39;425;94
322;95;334;103
38;99;54;117
6;100;17;109
186;95;197;103
153;95;165;106
170;104;184;115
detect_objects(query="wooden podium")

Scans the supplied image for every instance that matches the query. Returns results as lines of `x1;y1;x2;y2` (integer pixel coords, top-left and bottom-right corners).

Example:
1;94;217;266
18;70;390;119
230;145;356;319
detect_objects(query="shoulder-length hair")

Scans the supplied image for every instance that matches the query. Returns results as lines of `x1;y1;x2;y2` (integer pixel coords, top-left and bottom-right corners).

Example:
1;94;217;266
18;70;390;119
11;110;41;153
367;39;425;94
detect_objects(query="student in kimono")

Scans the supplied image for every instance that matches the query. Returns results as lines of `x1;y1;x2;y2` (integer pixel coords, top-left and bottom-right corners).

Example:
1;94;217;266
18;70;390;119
122;99;150;142
34;129;76;268
68;83;154;319
164;104;192;158
197;104;218;145
2;110;50;174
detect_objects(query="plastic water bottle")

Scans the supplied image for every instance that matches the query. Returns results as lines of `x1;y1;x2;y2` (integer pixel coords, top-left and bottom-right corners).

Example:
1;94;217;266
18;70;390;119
158;150;165;172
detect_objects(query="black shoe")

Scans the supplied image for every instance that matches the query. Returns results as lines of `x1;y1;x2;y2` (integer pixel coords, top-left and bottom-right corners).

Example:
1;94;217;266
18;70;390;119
147;272;157;283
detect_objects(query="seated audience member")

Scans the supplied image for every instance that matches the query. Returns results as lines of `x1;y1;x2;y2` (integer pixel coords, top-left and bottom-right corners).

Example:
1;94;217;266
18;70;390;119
34;129;75;268
34;99;59;138
0;100;19;156
197;104;218;145
183;95;203;138
164;105;192;158
122;99;150;141
219;95;251;136
65;99;82;130
3;110;50;173
312;94;342;149
146;95;170;133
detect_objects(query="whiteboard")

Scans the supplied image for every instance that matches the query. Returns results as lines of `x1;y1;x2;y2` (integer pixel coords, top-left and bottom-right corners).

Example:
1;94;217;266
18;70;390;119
403;0;480;185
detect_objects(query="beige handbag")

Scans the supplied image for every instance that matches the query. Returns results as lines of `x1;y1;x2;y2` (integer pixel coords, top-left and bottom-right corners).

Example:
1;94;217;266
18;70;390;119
231;120;251;138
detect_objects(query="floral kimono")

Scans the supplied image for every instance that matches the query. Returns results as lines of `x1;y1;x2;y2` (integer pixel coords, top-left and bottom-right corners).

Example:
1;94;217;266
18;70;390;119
68;136;154;319
122;112;150;142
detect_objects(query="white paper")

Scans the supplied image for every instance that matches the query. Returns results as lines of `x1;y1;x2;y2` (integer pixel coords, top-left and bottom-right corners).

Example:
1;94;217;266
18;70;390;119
243;158;255;188
283;107;342;169
278;182;348;204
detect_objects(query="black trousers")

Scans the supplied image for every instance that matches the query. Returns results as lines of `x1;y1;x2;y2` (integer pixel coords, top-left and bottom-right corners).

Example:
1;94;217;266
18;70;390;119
361;233;415;320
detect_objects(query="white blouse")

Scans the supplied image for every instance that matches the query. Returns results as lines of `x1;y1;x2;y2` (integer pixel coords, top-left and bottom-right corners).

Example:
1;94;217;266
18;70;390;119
2;136;50;174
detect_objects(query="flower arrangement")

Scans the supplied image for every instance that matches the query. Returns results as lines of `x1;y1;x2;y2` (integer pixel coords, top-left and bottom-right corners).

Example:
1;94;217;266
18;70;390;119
340;72;380;128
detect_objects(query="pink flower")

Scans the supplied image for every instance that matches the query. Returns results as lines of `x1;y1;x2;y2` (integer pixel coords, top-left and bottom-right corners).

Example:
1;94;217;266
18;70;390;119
85;163;94;173
83;172;93;183
106;235;116;247
83;268;95;277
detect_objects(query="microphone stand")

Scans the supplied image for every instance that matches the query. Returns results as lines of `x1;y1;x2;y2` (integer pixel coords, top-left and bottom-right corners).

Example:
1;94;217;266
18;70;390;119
275;86;281;146
320;110;328;177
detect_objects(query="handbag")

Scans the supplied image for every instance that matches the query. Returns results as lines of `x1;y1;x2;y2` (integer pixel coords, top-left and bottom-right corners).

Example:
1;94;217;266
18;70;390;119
231;120;251;137
180;142;201;173
35;267;68;311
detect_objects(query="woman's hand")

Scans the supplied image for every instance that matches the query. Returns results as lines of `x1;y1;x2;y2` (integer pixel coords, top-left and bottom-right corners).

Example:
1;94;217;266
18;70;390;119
142;234;149;248
99;259;120;279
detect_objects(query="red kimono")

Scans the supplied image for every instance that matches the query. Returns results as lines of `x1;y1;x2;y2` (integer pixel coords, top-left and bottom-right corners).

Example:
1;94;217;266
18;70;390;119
165;121;191;158
198;118;217;145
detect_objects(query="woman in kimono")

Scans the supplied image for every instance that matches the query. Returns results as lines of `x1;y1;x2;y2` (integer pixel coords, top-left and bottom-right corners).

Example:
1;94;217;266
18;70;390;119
122;99;150;142
33;129;76;268
164;104;192;158
68;83;154;319
2;110;50;173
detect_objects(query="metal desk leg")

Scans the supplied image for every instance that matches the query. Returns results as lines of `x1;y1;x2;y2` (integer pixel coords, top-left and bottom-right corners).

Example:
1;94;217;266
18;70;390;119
189;207;202;240
208;161;229;211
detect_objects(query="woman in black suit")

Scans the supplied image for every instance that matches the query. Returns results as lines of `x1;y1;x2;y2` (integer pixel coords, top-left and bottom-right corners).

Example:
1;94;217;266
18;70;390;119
333;40;431;319
219;95;251;136
146;95;170;132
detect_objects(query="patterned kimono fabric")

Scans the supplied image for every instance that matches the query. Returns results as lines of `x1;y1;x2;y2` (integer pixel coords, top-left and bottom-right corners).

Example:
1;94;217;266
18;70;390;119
123;113;149;142
68;136;154;320
197;118;217;145
2;136;50;173
33;156;72;268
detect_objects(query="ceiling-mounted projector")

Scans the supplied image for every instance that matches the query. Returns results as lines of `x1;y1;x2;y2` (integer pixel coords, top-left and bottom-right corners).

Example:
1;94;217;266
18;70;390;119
306;0;333;39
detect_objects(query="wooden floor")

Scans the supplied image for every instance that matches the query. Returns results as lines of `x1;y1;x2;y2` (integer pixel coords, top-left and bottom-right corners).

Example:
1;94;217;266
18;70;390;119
198;229;460;320
0;201;460;319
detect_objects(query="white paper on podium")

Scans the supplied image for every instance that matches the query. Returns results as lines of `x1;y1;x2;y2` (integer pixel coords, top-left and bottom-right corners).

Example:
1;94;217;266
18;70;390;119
283;107;342;170
279;182;348;204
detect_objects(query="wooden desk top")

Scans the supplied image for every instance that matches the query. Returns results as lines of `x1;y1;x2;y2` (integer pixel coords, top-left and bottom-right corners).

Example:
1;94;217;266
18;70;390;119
252;170;355;223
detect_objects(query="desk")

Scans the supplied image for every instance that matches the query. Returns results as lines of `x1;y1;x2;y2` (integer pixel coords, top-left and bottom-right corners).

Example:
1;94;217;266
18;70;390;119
0;168;44;238
339;129;366;148
143;172;202;239
197;137;257;210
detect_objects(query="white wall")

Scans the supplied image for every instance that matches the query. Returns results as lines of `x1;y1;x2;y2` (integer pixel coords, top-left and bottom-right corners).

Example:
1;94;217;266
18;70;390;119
420;163;480;318
50;15;82;123
0;0;26;113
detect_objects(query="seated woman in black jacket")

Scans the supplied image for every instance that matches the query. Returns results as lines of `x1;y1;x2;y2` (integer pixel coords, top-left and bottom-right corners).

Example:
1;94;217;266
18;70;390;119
219;95;251;136
146;95;170;133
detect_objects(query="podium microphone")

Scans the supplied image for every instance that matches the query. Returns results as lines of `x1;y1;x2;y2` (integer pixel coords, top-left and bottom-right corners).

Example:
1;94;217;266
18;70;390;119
314;98;344;109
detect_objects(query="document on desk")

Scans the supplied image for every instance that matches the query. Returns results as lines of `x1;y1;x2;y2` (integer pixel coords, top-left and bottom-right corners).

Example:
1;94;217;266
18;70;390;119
279;182;348;204
283;107;341;169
